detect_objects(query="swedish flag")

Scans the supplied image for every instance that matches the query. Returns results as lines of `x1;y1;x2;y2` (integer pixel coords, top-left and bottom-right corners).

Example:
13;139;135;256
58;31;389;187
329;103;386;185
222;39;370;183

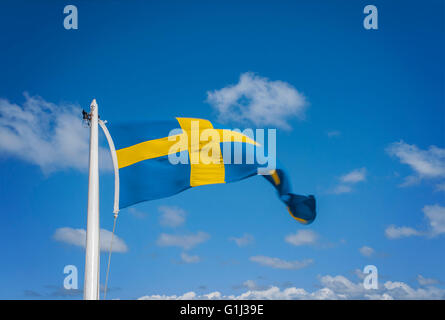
107;117;316;224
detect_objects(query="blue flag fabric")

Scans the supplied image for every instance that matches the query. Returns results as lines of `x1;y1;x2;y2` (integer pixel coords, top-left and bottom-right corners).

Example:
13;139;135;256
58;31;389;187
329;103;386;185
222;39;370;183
106;118;316;224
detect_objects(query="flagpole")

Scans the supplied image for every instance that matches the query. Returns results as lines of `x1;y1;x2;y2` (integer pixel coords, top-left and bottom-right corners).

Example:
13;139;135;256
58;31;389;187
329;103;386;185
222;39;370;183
84;99;100;300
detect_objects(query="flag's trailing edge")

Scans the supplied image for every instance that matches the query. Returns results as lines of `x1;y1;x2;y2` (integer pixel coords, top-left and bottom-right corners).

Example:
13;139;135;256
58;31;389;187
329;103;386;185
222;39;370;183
263;169;316;224
100;117;316;224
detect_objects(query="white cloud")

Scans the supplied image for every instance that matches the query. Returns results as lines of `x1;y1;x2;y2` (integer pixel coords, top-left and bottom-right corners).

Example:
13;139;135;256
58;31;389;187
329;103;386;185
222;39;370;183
359;246;375;257
285;230;318;246
318;275;444;300
157;232;210;250
385;225;421;239
331;184;352;194
180;252;201;264
53;227;128;253
232;279;267;291
386;141;445;188
385;204;445;239
340;168;367;183
417;275;440;286
249;255;313;270
229;233;254;247
331;168;367;194
318;275;364;297
235;286;312;300
0;94;111;173
383;281;445;299
138;274;445;300
242;280;260;290
206;72;307;130
139;291;198;300
423;204;445;236
353;268;366;280
158;206;186;228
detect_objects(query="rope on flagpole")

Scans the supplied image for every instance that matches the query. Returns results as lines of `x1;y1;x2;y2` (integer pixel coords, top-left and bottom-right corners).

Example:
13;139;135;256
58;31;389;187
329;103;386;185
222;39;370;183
103;212;118;300
97;119;121;300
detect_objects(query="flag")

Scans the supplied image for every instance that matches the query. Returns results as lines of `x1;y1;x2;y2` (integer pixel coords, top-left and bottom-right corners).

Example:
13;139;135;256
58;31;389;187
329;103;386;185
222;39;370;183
106;117;316;224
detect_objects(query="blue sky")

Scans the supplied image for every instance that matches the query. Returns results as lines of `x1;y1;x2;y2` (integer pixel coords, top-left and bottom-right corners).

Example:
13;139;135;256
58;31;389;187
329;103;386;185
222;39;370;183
0;0;444;299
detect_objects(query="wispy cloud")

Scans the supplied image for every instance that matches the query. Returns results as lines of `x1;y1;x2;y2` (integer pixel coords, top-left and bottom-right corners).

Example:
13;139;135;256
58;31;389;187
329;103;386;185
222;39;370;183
436;182;445;192
340;168;367;183
180;252;201;264
229;233;254;247
423;204;445;236
157;232;210;250
385;204;445;239
331;168;367;194
26;284;121;298
385;225;422;239
158;206;186;228
249;255;313;270
359;246;375;257
327;130;341;138
331;185;352;194
206;72;307;130
0;94;111;173
53;227;128;253
45;285;83;297
23;290;42;297
127;207;148;219
386;141;445;188
236;280;265;290
417;275;440;286
285;230;318;246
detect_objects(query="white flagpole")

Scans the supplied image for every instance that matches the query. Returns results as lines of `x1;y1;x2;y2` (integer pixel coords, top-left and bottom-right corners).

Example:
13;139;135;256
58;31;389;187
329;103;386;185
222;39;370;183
84;99;100;300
